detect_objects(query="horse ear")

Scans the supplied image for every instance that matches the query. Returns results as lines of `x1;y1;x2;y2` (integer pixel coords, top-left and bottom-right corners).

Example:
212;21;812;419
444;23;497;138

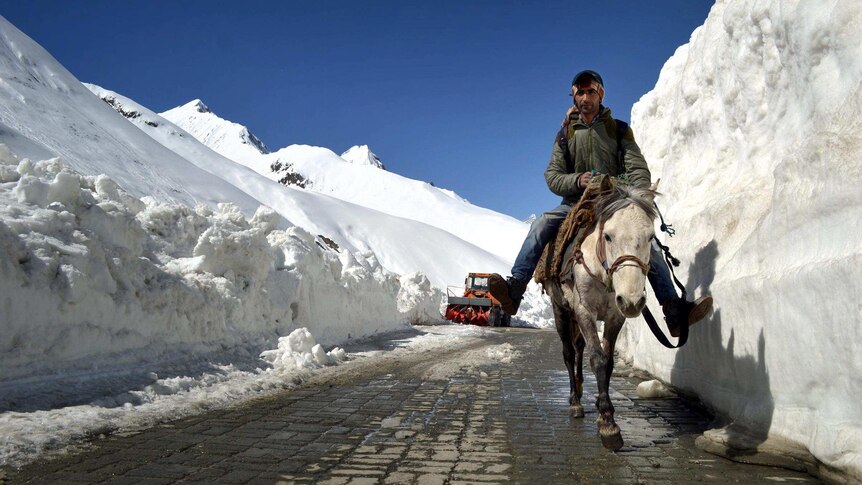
643;179;659;205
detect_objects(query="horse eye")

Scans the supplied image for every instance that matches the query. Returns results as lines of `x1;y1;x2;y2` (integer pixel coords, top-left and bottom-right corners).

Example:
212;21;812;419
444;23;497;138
604;234;612;243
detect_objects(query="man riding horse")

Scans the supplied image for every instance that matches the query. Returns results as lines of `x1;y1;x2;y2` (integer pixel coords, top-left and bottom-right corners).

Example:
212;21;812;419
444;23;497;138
489;69;712;337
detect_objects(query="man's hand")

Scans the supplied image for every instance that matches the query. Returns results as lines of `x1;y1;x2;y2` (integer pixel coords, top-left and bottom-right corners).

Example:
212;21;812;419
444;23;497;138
578;172;591;189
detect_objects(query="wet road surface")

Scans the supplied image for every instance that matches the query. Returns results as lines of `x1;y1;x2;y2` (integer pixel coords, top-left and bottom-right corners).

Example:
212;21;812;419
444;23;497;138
2;326;820;484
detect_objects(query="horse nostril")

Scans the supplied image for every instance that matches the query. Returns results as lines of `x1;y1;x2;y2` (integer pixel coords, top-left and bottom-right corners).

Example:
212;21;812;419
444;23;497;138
636;296;646;309
616;295;625;309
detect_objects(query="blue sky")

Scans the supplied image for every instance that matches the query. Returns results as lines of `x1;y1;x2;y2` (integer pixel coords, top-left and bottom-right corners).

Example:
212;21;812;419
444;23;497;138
3;1;713;220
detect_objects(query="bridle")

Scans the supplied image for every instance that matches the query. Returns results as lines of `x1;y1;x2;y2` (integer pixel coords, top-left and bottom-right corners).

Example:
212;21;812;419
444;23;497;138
573;220;650;292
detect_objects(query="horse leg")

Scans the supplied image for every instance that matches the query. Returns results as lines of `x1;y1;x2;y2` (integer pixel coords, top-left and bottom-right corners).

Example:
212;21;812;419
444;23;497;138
601;318;625;391
573;306;623;451
565;317;586;418
598;317;626;450
574;333;585;418
553;304;584;416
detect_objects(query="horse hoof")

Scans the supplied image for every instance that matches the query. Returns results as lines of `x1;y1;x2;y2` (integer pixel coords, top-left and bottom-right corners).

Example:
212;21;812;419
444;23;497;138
571;404;585;418
600;430;624;451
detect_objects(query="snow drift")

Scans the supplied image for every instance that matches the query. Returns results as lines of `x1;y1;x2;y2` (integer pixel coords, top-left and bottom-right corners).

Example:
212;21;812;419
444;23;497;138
621;0;862;479
0;147;442;385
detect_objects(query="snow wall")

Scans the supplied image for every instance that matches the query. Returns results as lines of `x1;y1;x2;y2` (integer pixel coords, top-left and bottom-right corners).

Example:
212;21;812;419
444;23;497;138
0;147;444;388
619;0;862;479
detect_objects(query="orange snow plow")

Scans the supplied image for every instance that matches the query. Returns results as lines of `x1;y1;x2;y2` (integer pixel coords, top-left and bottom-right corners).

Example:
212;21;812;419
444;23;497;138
445;273;511;327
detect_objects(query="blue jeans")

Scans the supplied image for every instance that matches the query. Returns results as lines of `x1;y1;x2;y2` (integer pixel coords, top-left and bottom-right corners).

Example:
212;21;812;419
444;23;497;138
511;204;678;305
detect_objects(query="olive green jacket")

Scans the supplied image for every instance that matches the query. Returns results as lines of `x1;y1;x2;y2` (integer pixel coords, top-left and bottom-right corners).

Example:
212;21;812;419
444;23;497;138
545;107;651;205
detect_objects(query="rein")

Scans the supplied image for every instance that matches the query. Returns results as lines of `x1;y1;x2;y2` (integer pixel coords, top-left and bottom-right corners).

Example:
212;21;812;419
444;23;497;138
574;220;649;292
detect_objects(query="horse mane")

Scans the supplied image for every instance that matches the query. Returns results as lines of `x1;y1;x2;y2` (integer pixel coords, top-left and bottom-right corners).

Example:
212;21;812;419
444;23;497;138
595;185;659;223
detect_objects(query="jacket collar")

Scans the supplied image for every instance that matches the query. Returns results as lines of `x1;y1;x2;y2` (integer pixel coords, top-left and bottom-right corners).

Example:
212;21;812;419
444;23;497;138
569;105;612;127
580;105;611;126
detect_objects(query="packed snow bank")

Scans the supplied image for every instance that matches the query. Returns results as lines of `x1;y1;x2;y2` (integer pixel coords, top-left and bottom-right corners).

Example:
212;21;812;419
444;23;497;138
0;146;445;391
512;282;554;328
622;0;862;479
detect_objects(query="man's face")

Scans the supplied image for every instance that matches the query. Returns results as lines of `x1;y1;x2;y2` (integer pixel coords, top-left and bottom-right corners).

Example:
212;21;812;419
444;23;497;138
572;81;602;117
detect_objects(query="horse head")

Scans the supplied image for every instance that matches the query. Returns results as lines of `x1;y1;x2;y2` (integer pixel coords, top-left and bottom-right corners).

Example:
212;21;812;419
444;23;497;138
595;184;658;318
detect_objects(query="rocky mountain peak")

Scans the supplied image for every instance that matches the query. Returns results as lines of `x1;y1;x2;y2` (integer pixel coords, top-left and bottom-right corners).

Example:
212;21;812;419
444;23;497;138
341;145;385;170
189;99;210;114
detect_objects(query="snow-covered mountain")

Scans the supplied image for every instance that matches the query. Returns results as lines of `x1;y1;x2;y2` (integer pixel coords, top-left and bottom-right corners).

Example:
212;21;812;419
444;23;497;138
161;102;527;262
341;144;385;169
163;99;271;161
0;20;264;215
84;84;516;288
620;0;862;479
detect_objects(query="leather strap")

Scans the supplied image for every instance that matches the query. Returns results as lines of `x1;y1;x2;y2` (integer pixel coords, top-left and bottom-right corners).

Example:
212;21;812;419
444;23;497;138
642;306;688;348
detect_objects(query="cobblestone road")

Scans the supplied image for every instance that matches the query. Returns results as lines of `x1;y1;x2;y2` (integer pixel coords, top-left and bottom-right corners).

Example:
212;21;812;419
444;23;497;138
3;327;820;484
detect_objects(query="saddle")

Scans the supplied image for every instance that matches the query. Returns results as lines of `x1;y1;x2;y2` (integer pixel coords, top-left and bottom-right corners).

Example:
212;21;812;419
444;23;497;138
533;175;615;286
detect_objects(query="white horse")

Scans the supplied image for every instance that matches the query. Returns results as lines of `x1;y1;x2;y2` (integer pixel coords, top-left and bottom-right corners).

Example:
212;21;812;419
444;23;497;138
542;183;658;451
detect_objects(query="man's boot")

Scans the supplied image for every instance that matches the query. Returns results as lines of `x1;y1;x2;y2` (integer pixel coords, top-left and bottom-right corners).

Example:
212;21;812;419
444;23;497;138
662;295;714;338
488;274;528;316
